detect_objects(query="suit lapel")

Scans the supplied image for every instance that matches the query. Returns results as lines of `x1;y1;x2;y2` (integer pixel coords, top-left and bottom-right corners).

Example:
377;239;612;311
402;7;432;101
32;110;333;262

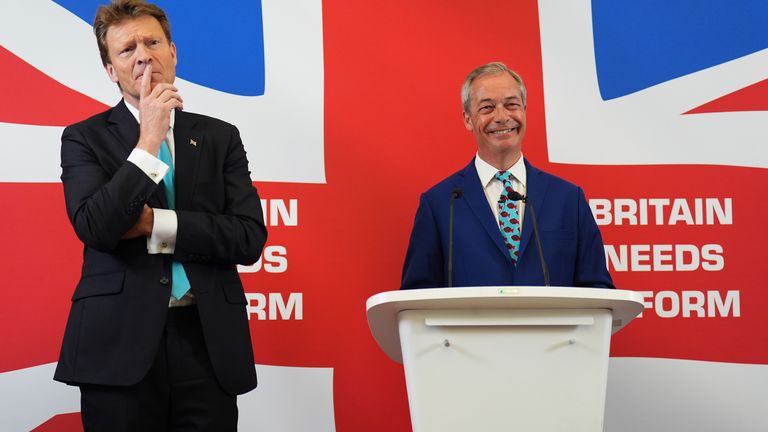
107;100;140;156
172;110;202;210
107;100;167;208
518;159;550;260
459;159;511;261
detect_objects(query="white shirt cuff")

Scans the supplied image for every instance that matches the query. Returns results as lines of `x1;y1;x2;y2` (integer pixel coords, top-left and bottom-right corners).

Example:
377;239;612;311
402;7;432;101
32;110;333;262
128;148;169;184
147;208;177;254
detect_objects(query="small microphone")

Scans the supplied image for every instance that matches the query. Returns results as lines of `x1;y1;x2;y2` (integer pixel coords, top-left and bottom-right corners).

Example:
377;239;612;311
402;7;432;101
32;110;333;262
506;190;550;286
448;188;463;288
507;190;526;202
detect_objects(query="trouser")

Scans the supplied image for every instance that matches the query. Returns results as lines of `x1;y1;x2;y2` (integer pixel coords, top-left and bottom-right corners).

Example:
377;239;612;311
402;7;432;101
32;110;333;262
80;306;237;432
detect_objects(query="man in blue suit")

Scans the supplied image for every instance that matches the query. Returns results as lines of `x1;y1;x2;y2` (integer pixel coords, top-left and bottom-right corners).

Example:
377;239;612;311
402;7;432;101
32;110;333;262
401;62;613;289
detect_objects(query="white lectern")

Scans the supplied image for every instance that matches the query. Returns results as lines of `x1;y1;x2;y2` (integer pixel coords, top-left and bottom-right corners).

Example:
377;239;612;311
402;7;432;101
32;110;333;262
366;286;644;432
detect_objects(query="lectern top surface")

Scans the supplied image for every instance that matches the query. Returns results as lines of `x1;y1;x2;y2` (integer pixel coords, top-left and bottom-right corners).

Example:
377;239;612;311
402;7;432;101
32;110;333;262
365;286;645;363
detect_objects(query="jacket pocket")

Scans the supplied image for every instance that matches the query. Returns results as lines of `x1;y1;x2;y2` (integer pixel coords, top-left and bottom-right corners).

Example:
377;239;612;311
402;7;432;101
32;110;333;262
541;229;575;241
71;271;125;301
222;282;247;305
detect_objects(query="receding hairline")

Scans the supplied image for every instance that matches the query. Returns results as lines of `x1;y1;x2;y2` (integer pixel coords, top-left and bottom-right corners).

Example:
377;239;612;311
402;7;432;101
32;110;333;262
461;62;527;113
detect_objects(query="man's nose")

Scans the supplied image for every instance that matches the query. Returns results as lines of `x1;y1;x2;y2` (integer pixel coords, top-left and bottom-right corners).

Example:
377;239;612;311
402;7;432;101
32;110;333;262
135;44;153;65
493;106;511;122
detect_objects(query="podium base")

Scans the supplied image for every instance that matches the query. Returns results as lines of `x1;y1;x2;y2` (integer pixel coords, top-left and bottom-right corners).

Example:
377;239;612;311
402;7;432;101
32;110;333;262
399;308;612;432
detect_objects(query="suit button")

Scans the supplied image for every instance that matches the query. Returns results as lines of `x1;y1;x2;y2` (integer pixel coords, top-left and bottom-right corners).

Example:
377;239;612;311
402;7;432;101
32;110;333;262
159;276;169;285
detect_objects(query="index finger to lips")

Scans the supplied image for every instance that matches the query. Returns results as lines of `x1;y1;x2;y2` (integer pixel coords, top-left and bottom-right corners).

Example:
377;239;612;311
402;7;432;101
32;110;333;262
140;64;152;98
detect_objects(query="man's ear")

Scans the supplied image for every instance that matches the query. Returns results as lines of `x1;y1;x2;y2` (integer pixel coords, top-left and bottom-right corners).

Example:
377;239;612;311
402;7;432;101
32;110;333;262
105;63;119;84
462;111;473;131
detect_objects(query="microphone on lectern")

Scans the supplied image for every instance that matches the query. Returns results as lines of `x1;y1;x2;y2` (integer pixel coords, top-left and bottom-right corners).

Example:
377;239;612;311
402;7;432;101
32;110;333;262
447;188;463;287
506;190;550;286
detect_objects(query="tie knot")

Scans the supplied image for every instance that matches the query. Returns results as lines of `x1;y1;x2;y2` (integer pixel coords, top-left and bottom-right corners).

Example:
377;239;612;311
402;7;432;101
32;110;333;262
494;170;513;184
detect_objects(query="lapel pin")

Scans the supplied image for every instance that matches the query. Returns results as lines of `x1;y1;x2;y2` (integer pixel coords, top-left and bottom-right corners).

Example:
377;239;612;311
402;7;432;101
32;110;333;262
190;139;197;147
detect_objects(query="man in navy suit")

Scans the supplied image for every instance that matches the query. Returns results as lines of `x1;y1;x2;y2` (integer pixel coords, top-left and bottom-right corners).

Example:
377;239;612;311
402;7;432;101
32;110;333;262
401;62;613;290
54;1;267;430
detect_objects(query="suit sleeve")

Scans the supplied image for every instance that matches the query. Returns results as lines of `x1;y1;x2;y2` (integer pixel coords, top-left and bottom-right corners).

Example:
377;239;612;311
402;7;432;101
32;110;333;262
401;193;445;289
174;125;267;266
574;187;615;288
60;125;159;251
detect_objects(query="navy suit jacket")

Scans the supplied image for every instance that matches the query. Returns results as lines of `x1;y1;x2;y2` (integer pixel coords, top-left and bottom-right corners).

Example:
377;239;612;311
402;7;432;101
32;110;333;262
54;100;267;395
401;158;613;289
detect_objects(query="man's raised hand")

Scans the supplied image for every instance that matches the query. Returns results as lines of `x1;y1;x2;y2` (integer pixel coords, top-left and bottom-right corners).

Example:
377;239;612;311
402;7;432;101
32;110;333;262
136;64;183;155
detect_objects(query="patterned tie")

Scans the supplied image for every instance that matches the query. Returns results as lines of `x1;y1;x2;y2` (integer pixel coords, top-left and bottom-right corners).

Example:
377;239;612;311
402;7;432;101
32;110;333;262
158;141;191;300
494;171;521;263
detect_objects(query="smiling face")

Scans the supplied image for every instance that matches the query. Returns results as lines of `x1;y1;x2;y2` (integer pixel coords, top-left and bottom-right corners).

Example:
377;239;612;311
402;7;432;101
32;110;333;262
463;72;527;167
103;15;177;108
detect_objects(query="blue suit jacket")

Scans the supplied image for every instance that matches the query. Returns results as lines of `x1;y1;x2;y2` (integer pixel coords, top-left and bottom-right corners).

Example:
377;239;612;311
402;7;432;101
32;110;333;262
401;158;613;289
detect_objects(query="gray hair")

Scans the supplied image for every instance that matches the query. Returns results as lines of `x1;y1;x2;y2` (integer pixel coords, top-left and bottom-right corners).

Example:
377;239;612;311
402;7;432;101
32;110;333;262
461;62;527;113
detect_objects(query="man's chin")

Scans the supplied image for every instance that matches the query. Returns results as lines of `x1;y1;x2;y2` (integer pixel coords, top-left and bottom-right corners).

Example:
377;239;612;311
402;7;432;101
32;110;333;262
479;139;521;153
488;135;521;147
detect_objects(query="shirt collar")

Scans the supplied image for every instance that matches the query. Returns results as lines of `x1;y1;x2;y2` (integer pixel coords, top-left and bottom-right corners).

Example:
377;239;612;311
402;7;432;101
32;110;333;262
475;153;527;188
124;99;176;130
